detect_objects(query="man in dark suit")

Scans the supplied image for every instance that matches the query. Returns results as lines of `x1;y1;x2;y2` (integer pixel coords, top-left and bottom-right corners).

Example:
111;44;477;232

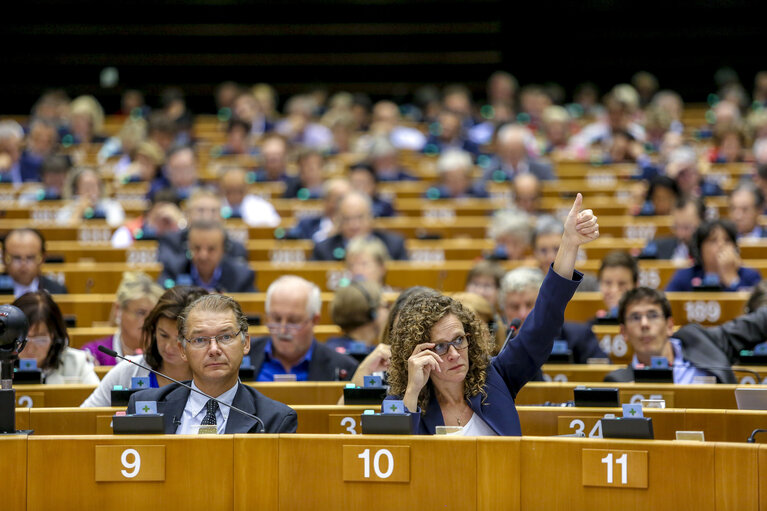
158;221;256;292
605;287;767;383
312;191;407;261
640;197;704;261
729;181;767;240
500;266;608;363
250;275;358;381
128;294;296;433
0;228;68;297
158;188;248;272
285;178;352;242
483;124;556;182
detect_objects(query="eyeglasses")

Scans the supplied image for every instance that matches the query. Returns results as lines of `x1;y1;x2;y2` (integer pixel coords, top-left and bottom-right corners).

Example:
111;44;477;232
184;330;242;349
266;318;311;334
26;336;52;346
432;335;469;356
5;254;43;266
625;311;664;324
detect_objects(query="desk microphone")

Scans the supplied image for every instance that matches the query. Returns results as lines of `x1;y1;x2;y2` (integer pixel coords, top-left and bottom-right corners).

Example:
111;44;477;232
747;428;767;443
98;345;266;433
500;318;522;352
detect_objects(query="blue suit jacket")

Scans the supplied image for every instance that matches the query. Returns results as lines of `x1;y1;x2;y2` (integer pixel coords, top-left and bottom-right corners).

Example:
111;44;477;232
391;267;582;435
127;381;297;434
285;216;323;240
665;265;761;292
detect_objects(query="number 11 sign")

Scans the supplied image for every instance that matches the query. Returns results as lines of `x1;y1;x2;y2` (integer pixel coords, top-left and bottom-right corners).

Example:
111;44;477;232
582;449;648;489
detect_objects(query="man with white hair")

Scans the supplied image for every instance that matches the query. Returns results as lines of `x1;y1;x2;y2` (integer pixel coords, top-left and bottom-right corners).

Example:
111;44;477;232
429;149;488;199
312;191;408;261
484;124;556;182
500;267;607;363
487;209;532;260
0;120;41;184
250;276;359;381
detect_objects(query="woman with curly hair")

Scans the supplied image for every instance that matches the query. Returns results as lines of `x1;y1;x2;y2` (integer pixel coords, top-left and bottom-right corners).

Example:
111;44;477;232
387;194;599;435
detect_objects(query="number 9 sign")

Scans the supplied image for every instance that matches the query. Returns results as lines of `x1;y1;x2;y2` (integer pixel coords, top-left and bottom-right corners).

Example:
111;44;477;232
95;445;165;482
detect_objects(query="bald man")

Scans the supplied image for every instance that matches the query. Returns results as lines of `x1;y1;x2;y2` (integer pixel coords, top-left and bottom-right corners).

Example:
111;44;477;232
219;168;281;227
484;124;556;182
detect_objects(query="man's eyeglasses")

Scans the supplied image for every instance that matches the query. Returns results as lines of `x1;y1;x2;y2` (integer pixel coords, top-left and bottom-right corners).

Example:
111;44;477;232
5;254;43;266
266;318;311;334
184;330;242;349
432;335;469;356
625;311;664;324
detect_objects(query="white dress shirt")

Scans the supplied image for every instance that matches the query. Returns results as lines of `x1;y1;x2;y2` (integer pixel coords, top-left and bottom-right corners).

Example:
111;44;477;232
176;380;239;434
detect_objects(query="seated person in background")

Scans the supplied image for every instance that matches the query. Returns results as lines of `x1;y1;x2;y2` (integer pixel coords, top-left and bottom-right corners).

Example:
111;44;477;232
326;280;386;356
0;120;40;184
641;197;704;261
149;144;200;201
20;119;59;180
665;146;723;198
530;214;600;291
0;228;67;296
128;294;297;433
56;167;125;227
709;126;746;163
605;287;767;383
111;191;185;248
511;174;543;216
728;181;767;239
345;236;392;291
146;112;177;155
596;251;638;321
666;219;761;292
67;95;108;145
426;149;488;199
752;164;767;211
219;167;280;227
465;260;505;316
250;275;358;381
220;118;257;156
487;209;531;261
367;136;417;181
232;89;273;138
82;272;163;365
13;291;99;384
20;154;71;202
158;220;255;292
364;100;426;151
158;187;248;268
285;178;351;241
252;133;293;183
484;124;555;183
638;176;680;216
312;191;408;261
386;194;597;435
82;286;207;407
275;94;332;150
501;266;608;364
117;140;164;184
282;148;324;199
349;164;395;217
423;109;480;157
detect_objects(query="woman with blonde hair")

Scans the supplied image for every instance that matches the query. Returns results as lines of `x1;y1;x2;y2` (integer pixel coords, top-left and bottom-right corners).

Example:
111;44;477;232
81;272;163;365
68;95;107;144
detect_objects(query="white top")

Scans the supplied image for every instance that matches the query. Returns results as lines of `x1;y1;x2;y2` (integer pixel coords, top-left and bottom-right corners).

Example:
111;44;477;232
80;354;149;407
57;198;126;227
461;412;498;437
44;347;100;385
235;194;281;227
176;380;238;434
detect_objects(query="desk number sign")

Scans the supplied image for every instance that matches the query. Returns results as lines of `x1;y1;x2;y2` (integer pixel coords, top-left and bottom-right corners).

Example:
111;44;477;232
342;445;410;483
582;449;648;489
95;445;165;482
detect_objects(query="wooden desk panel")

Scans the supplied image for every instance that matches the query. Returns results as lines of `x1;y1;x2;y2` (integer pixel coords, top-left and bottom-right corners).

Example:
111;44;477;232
27;436;234;511
476;438;521;511
518;437;716;510
0;436;26;511
246;382;347;406
714;443;760;511
14;384;96;408
27;407;121;435
276;435;478;511
233;436;280;511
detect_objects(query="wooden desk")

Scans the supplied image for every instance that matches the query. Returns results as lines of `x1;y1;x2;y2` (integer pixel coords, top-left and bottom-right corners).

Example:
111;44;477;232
541;363;767;385
27;435;235;511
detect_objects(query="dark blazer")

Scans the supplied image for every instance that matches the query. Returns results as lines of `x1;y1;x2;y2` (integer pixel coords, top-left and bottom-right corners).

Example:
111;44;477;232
249;337;359;381
560;321;609;363
285;216;324;240
640;237;685;260
158;229;248;274
312;230;408;261
665;265;761;292
389;268;582;435
158;257;256;293
127;382;297;434
605;307;767;384
0;274;68;295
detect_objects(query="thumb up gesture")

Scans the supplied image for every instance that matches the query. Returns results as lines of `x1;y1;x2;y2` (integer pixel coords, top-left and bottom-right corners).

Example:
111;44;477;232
563;193;599;247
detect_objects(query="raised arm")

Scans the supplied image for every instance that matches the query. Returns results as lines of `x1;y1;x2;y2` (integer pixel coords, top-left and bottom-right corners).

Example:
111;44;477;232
553;193;599;280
